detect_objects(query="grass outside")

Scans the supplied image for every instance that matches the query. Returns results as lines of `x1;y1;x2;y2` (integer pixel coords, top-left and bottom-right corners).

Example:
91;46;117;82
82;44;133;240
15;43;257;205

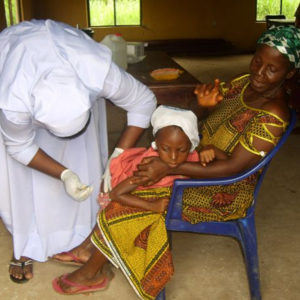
4;0;18;26
257;0;298;20
89;0;140;26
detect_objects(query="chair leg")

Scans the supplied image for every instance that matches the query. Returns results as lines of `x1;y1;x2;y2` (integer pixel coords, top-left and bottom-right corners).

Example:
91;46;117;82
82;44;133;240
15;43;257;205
238;217;261;300
156;289;166;300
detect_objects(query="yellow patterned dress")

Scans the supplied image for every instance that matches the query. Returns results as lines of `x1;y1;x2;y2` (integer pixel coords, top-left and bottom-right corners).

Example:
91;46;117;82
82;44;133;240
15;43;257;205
91;148;199;300
92;190;173;300
182;74;288;223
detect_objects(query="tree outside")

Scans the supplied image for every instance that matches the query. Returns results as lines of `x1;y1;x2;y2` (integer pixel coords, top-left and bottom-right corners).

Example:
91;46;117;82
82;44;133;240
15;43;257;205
89;0;140;26
4;0;18;26
257;0;299;21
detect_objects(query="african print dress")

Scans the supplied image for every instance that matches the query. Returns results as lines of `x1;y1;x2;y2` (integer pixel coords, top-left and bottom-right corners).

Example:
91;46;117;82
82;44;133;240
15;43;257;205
92;147;199;300
183;74;288;223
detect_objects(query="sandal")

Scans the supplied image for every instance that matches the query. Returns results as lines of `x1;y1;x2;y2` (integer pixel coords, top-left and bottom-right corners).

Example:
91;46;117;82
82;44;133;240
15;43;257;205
52;273;111;295
50;251;85;266
9;259;33;284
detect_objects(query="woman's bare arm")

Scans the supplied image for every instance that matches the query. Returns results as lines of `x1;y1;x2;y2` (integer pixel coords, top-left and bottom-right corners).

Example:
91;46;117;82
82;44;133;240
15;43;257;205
199;145;229;166
132;128;282;186
116;126;145;149
28;148;66;178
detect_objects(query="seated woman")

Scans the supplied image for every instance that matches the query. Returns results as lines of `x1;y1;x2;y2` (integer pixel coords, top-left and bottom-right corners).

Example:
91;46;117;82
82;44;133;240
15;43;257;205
52;105;200;298
132;25;300;223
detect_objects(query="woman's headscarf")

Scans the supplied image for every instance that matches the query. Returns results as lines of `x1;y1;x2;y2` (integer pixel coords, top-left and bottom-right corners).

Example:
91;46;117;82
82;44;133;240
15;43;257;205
151;105;199;151
257;25;300;68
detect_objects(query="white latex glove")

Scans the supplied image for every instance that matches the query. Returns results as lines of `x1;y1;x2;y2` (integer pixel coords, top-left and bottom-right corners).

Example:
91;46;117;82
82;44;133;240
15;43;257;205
102;147;124;193
60;169;94;201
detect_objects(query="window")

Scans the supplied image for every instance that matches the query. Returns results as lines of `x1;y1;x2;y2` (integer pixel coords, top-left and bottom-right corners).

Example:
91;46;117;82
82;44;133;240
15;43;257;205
256;0;299;21
87;0;141;27
4;0;19;26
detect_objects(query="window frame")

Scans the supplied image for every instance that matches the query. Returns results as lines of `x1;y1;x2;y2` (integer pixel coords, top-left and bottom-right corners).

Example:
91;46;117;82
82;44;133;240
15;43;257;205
87;0;142;28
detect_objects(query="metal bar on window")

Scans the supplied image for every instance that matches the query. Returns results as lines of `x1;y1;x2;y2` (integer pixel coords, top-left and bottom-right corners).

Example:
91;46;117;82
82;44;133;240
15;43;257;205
8;0;14;24
114;0;116;26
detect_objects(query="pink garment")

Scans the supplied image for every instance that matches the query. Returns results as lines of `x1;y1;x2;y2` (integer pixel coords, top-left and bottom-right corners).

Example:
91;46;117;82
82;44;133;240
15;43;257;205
110;147;199;190
97;147;199;209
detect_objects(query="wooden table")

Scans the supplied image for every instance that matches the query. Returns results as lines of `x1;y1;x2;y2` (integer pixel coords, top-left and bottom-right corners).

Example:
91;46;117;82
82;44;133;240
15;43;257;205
127;51;200;110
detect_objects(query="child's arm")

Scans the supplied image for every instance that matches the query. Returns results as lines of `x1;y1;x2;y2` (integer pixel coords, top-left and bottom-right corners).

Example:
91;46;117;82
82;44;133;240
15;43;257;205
199;145;228;166
109;177;169;213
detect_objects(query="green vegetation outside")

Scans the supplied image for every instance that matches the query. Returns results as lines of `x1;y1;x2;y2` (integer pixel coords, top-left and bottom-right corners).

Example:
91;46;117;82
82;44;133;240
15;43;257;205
89;0;140;26
257;0;299;21
4;0;18;26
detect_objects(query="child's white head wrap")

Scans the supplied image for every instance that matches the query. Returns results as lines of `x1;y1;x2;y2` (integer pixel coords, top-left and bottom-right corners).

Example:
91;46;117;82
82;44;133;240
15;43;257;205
151;105;199;151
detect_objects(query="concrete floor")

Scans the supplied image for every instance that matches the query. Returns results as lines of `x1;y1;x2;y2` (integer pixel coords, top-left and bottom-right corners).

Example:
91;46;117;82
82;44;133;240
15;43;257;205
1;54;300;300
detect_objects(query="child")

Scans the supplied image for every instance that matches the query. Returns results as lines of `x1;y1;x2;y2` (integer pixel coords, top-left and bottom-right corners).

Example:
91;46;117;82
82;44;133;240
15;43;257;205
52;105;200;299
99;105;200;211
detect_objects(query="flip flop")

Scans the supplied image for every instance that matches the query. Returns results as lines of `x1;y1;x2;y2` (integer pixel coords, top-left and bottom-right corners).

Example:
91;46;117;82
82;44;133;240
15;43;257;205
50;251;85;266
9;259;33;284
52;273;111;295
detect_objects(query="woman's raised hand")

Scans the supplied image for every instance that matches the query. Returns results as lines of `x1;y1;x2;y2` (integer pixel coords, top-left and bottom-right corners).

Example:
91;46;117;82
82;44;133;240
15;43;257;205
194;78;224;107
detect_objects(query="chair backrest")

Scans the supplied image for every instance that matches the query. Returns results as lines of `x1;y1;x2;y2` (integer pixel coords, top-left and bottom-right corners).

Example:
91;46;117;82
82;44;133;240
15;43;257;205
166;109;297;222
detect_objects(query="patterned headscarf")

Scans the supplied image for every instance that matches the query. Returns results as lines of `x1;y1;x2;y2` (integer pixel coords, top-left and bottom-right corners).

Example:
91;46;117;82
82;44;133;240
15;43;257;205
257;25;300;68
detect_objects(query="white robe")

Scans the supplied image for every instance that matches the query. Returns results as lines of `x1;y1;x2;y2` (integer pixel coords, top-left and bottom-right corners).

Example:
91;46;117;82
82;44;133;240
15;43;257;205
0;20;156;261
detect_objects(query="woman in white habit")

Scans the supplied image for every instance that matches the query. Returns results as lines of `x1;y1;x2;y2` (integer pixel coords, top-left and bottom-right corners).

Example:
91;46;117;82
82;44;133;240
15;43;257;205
0;19;156;283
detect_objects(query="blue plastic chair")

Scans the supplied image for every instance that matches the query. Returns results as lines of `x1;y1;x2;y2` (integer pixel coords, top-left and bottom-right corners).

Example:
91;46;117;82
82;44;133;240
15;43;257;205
156;110;296;300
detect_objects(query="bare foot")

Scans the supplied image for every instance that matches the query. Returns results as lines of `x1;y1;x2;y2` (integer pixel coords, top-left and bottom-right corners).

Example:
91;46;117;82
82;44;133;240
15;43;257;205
51;238;94;265
9;256;33;282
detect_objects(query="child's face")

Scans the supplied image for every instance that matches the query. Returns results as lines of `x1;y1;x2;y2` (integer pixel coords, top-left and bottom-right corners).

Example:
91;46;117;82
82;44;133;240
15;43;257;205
155;126;191;168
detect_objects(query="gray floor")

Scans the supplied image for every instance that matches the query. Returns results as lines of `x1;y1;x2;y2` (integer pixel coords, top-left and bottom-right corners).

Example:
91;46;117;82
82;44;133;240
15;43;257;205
1;54;300;300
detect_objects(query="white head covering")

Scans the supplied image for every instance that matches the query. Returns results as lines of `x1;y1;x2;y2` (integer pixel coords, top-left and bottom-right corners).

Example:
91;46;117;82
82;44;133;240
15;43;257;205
151;105;199;151
46;110;90;137
0;20;111;137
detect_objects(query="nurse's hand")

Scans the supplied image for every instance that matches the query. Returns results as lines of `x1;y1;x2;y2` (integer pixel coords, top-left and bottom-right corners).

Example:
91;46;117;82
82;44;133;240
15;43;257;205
102;147;124;193
60;169;94;201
